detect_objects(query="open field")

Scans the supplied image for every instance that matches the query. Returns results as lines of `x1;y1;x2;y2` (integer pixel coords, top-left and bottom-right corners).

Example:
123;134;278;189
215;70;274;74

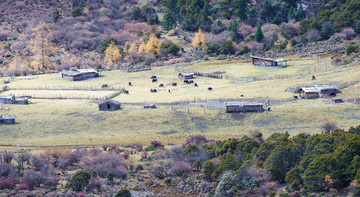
0;55;359;148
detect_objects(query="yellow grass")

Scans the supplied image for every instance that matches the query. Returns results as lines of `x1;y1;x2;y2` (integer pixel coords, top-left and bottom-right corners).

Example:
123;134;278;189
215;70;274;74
0;55;359;149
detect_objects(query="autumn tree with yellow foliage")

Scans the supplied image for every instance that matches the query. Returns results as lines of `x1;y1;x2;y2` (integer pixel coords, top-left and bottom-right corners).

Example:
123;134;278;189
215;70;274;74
192;28;206;50
28;22;57;72
104;42;122;68
141;33;160;56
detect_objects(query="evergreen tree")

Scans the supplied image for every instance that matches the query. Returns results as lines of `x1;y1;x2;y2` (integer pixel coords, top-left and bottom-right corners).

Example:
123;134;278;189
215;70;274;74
254;23;264;42
287;6;296;22
295;4;305;21
202;161;215;181
247;6;258;26
260;0;275;22
53;9;61;23
229;17;239;42
233;0;248;21
69;170;91;192
162;9;177;31
272;13;281;25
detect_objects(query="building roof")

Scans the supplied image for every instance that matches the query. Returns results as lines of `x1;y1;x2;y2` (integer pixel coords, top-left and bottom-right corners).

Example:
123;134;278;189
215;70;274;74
179;72;194;76
301;85;338;93
99;99;121;105
300;87;319;93
251;56;276;62
315;85;338;90
0;115;16;119
0;95;14;99
62;68;98;76
275;59;288;62
226;101;263;107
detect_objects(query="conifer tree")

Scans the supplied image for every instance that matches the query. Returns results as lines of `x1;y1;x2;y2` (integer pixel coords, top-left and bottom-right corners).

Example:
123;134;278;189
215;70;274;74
272;13;281;25
254;23;264;42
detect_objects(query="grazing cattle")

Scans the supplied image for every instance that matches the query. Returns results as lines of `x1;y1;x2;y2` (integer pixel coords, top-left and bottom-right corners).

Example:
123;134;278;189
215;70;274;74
208;87;213;91
267;107;271;111
129;82;132;86
151;75;157;79
184;80;189;83
294;95;298;99
194;83;198;87
159;84;164;87
168;89;171;93
312;75;316;80
172;83;177;86
152;78;158;83
240;95;244;97
150;89;157;93
189;80;194;84
124;90;129;94
102;84;108;89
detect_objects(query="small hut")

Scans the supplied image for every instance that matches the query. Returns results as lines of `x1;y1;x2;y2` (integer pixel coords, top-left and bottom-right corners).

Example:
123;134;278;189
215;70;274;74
226;102;263;113
0;115;15;124
99;100;121;111
251;56;288;67
178;72;194;79
331;98;343;103
299;85;338;99
315;85;338;97
299;87;320;99
0;95;15;104
62;68;99;81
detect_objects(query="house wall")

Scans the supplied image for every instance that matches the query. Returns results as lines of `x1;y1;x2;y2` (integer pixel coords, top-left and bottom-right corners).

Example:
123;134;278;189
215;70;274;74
0;98;15;104
320;89;337;97
226;105;244;113
99;103;121;111
243;105;263;112
300;90;319;99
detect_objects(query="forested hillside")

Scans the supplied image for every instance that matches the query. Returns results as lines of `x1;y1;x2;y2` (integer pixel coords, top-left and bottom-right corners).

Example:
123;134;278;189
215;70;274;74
0;0;360;75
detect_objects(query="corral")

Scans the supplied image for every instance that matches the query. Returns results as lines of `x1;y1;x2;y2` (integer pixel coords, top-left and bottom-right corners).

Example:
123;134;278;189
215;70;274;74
62;68;99;81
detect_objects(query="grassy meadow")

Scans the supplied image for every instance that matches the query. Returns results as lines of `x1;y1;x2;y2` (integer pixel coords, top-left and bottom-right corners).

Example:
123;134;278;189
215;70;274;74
0;55;359;149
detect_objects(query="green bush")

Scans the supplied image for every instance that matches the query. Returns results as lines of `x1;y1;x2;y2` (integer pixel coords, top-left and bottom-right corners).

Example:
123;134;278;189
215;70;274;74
202;160;215;181
115;188;131;197
269;190;276;197
71;7;82;17
69;170;91;192
346;44;357;55
99;37;118;53
164;178;172;185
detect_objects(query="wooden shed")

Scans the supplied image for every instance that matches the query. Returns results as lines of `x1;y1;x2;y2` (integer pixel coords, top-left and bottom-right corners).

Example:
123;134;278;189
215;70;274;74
251;56;287;67
62;68;99;81
299;87;320;99
178;72;194;79
299;85;338;99
0;95;15;104
316;85;338;97
99;100;121;111
0;115;15;124
226;102;263;113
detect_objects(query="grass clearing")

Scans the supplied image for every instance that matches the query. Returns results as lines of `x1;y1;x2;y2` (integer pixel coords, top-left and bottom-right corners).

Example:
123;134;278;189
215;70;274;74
0;56;359;149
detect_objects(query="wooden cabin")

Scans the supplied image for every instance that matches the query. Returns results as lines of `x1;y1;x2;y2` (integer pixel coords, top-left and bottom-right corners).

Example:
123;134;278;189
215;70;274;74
0;115;15;124
0;95;15;104
299;87;320;99
316;85;338;97
99;100;121;111
299;85;338;99
251;56;288;67
0;95;28;104
62;68;99;81
178;72;194;79
226;102;263;113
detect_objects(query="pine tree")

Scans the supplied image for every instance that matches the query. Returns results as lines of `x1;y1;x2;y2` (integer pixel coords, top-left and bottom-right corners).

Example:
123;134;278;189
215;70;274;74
162;9;176;31
233;0;248;21
192;28;206;50
272;13;281;25
295;4;305;21
230;18;239;42
287;6;295;22
254;23;264;42
247;6;258;26
53;9;61;23
202;161;215;181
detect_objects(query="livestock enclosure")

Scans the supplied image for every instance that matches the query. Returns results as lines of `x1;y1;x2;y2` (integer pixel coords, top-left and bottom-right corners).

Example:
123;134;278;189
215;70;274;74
0;55;359;148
